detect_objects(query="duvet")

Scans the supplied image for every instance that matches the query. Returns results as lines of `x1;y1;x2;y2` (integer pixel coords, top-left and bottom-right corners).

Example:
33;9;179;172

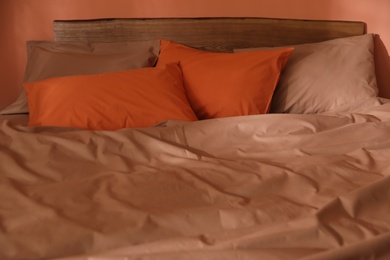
1;98;390;259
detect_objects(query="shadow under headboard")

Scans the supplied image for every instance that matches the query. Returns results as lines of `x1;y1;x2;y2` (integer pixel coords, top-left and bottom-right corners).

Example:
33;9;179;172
53;17;366;52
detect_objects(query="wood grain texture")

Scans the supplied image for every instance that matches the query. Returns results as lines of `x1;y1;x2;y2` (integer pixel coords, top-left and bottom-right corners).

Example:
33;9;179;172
53;17;366;52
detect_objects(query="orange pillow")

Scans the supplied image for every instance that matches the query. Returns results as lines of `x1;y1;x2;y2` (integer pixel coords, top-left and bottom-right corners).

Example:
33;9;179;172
157;40;293;119
24;63;198;130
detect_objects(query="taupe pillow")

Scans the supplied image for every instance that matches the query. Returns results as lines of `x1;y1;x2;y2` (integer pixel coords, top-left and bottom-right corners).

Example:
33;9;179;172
235;34;378;114
0;40;160;115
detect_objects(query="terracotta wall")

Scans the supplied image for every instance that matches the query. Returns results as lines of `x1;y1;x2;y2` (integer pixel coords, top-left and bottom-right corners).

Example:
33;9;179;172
1;0;390;109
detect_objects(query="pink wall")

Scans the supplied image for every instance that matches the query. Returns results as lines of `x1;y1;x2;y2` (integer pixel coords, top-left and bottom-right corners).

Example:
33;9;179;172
1;0;390;109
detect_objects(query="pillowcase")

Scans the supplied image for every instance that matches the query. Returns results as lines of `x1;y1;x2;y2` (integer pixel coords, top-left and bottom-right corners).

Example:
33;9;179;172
157;40;293;120
24;63;198;130
1;40;160;115
234;34;378;114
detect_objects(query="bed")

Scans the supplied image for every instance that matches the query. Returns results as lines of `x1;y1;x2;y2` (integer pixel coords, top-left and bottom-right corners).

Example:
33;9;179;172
1;17;390;259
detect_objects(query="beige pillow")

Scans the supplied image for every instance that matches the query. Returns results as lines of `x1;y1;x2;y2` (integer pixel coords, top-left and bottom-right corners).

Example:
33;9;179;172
234;34;378;114
0;40;160;115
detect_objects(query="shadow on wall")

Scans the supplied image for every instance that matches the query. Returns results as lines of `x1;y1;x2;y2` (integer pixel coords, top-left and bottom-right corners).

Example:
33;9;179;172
374;35;390;98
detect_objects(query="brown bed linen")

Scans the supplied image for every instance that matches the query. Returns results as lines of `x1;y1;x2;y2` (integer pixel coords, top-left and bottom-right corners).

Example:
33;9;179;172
1;98;390;259
0;114;29;126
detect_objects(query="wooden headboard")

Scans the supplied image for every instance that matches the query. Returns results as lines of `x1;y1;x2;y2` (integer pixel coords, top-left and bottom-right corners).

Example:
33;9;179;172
53;17;366;52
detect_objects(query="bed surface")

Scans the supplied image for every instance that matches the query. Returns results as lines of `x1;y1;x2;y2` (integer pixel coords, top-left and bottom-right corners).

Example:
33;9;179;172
2;97;390;259
0;114;29;126
1;17;389;259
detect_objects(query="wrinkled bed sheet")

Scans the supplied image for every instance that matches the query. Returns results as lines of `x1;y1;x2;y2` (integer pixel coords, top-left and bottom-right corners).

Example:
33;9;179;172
1;97;390;259
0;114;29;127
